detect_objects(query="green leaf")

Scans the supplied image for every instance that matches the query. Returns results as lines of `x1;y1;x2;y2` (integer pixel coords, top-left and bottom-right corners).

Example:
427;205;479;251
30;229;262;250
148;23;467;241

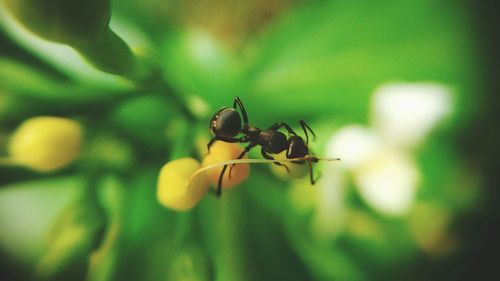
160;30;248;112
2;0;140;76
77;28;136;77
110;94;179;147
0;58;132;103
0;176;84;264
35;198;106;280
244;0;475;120
0;9;136;88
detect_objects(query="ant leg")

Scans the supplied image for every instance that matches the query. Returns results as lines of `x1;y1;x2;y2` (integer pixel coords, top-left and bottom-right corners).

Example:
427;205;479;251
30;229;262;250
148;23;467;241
268;122;297;136
261;148;290;173
233;97;249;127
307;160;316;185
218;137;242;143
217;143;256;197
216;165;228;197
299;120;316;144
207;136;249;155
210;136;249;144
207;137;217;153
228;143;256;178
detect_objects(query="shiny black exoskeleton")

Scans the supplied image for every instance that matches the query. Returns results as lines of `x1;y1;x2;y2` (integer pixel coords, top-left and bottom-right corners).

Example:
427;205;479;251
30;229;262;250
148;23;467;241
208;97;318;196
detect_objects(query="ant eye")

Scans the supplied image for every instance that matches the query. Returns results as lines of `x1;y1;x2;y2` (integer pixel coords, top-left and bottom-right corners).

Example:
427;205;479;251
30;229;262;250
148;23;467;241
213;108;241;138
268;132;288;154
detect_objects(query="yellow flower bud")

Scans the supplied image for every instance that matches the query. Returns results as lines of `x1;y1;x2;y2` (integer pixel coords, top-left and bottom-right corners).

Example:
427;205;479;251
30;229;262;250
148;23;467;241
7;116;82;172
157;158;210;211
202;141;249;190
270;151;309;180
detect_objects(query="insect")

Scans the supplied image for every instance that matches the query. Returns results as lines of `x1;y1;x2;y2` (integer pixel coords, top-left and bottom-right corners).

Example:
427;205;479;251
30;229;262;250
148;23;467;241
208;97;323;197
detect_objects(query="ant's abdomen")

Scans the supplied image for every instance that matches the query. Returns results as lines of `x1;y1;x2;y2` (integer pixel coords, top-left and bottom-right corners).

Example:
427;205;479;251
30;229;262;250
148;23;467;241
287;136;309;158
267;131;288;154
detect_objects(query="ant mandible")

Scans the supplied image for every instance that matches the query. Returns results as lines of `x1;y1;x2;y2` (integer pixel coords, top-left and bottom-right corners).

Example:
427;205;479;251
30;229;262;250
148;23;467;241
207;97;320;197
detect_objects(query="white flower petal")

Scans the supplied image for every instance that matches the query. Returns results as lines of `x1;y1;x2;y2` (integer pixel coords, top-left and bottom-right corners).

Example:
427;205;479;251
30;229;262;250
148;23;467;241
326;125;382;169
311;168;347;239
354;151;419;216
372;83;452;148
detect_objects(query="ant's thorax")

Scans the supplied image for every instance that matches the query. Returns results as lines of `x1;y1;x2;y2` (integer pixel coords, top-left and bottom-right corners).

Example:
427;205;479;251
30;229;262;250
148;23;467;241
242;126;260;138
241;126;275;146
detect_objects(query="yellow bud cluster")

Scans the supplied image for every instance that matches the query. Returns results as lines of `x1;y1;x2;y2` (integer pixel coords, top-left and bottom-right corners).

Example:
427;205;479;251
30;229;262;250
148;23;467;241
202;141;249;190
6;116;82;172
157;158;210;211
157;141;250;211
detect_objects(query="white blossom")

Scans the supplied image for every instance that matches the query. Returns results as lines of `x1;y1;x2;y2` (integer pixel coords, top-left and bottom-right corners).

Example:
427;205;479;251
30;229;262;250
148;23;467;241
372;83;452;148
321;82;451;217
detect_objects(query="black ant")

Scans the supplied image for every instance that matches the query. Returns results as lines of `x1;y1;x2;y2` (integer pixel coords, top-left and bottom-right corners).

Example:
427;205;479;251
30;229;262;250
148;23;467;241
207;97;321;197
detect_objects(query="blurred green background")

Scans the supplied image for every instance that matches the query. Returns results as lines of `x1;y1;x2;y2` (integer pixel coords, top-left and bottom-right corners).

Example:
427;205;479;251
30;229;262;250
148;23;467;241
1;0;499;280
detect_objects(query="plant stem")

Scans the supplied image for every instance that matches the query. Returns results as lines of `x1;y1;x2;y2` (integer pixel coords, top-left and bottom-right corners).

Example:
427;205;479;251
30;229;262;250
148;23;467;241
172;212;194;248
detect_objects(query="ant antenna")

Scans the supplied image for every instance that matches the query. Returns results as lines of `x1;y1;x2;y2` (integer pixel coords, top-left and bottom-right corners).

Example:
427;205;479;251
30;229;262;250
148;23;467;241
233;97;249;127
299;120;316;144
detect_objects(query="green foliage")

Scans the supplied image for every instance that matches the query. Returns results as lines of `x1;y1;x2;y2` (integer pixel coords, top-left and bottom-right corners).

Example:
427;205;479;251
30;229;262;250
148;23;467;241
3;0;137;76
0;0;482;280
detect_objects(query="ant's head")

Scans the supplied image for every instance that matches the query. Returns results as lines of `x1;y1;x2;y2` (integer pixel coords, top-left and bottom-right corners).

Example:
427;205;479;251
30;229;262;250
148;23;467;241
210;107;242;138
287;135;309;159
